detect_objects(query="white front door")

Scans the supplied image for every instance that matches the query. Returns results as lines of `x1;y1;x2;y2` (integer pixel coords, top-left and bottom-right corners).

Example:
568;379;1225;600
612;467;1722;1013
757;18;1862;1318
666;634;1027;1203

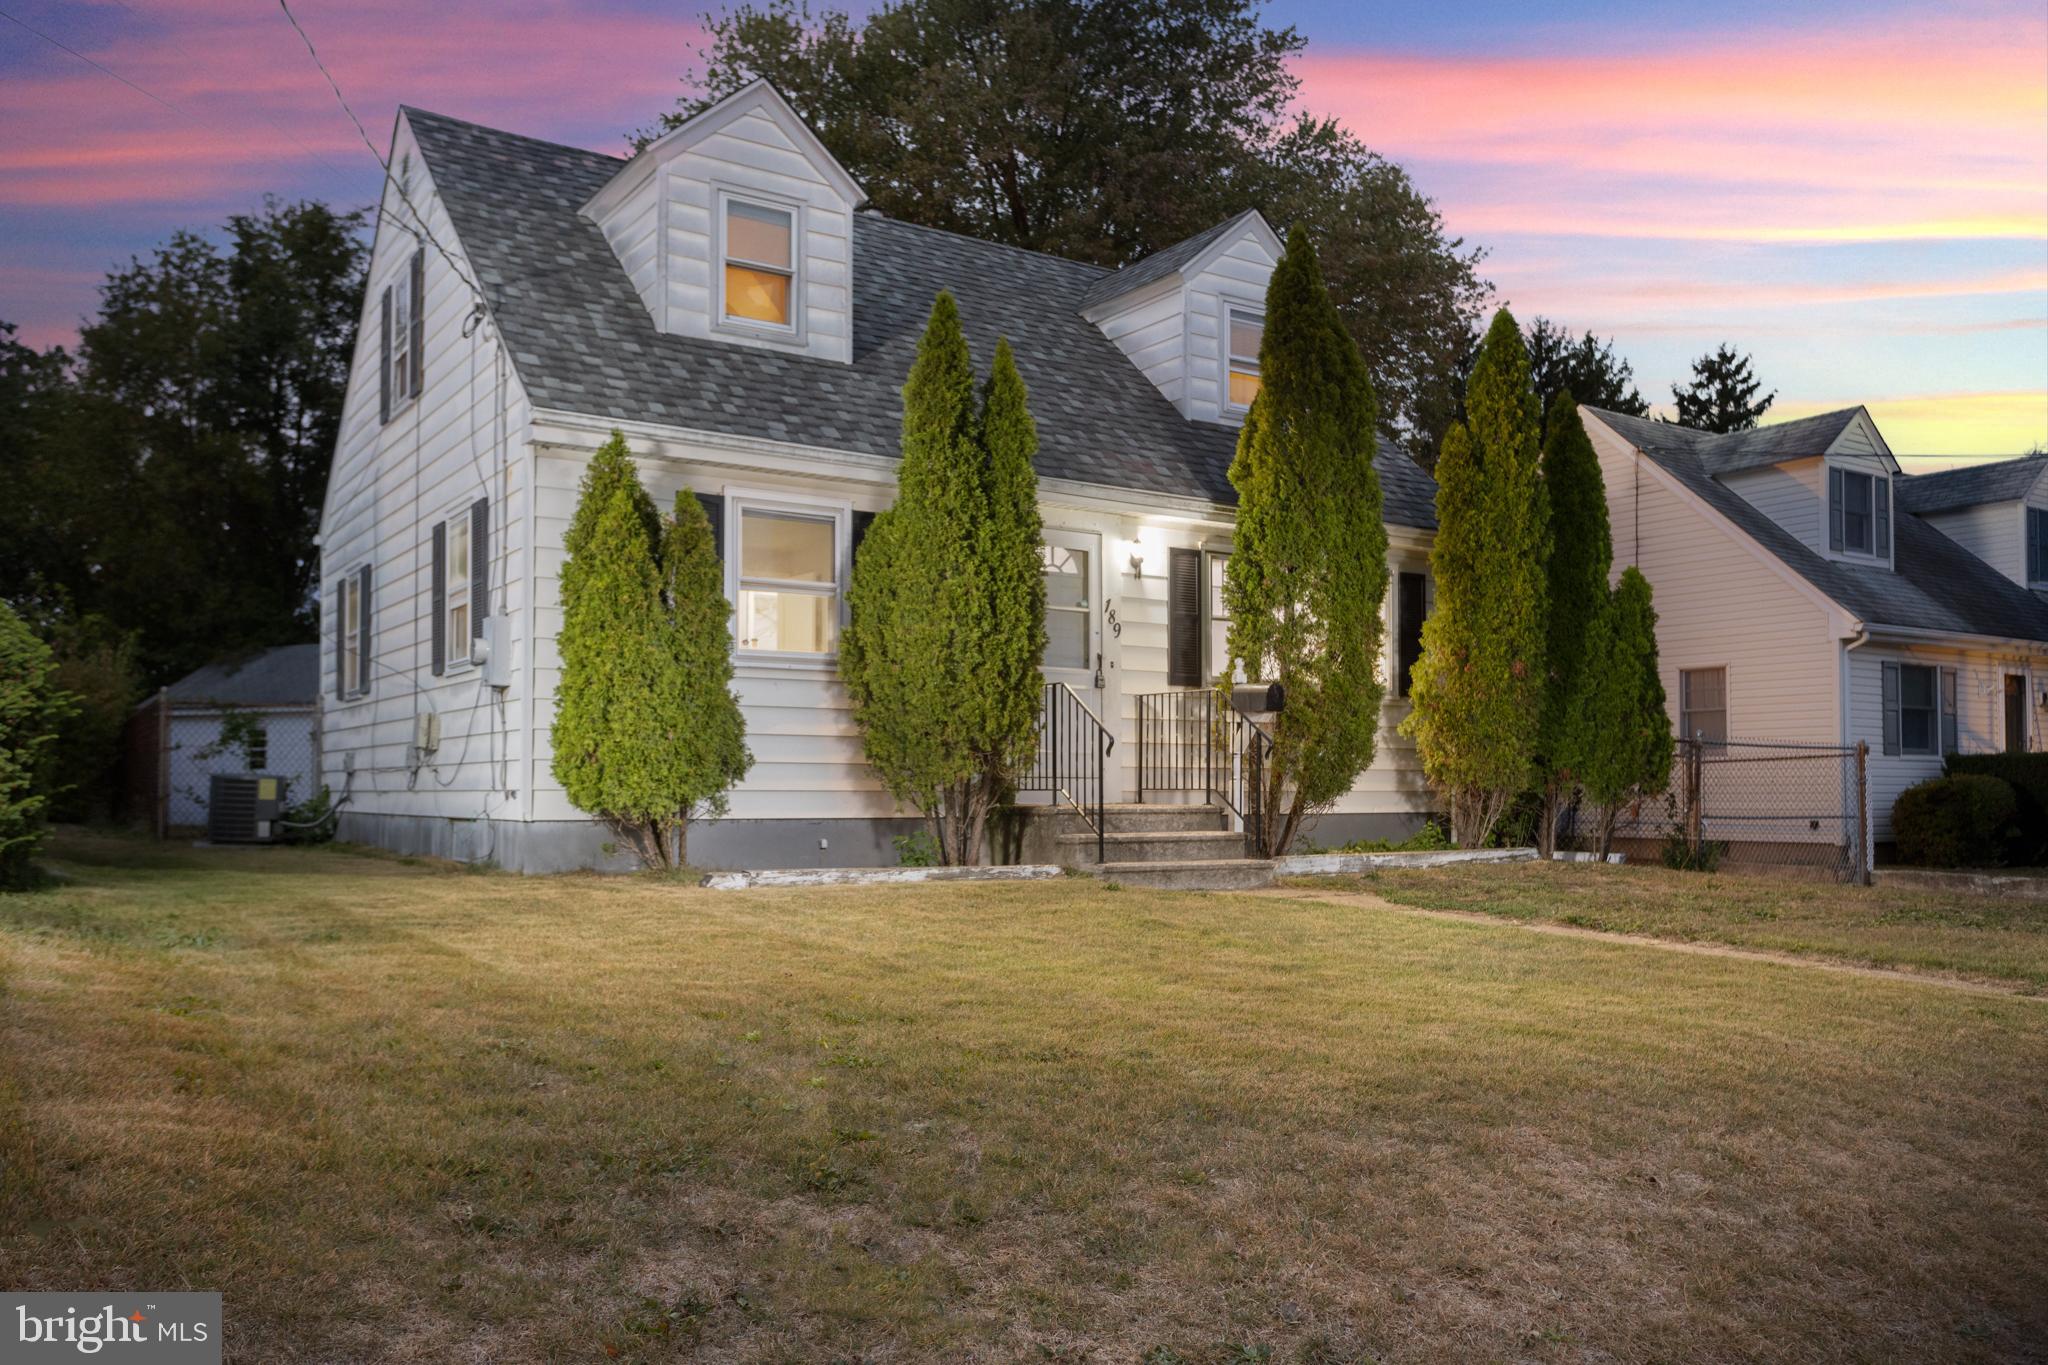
1039;528;1103;713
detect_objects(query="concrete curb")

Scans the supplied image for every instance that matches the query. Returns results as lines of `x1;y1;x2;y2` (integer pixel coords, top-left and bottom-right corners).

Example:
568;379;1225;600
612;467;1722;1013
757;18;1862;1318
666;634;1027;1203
1274;847;1540;876
702;863;1065;890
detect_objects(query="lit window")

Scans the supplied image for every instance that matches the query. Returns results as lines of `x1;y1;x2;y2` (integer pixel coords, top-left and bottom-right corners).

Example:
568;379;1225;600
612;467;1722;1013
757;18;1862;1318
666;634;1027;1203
446;514;471;657
1226;308;1263;408
1679;667;1727;743
738;509;836;654
342;577;361;695
1041;543;1090;671
724;200;794;328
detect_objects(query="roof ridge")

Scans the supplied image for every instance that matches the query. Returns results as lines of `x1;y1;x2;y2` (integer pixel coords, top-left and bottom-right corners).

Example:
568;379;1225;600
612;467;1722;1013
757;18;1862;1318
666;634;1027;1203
402;105;627;168
860;213;1113;277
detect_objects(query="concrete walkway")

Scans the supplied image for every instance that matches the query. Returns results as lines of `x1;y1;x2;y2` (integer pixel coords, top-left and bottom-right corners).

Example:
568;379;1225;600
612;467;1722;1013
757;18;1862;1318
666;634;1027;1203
1253;885;2047;1002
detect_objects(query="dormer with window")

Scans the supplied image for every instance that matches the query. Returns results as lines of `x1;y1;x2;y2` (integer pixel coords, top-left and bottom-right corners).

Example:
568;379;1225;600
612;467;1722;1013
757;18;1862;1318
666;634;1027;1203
1826;460;1893;564
1896;453;2048;592
581;81;864;364
1079;209;1282;425
1712;407;1900;568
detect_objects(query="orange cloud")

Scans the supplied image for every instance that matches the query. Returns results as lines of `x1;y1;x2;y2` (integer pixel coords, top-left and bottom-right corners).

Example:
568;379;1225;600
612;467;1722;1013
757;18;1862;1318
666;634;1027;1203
1780;392;2048;456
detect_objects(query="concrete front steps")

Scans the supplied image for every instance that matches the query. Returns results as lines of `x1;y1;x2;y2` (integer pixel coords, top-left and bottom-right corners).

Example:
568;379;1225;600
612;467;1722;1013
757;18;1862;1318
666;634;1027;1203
1008;801;1276;890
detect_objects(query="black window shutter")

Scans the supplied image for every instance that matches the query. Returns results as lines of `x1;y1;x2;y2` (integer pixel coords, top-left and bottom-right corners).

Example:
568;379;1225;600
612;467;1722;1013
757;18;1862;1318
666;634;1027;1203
1167;547;1202;687
2031;509;2046;582
356;565;373;696
470;498;489;636
1881;661;1900;756
1874;477;1891;559
1941;668;1959;755
408;251;425;396
850;510;876;564
1828;467;1845;551
430;521;447;676
696;493;726;563
334;579;347;699
379;286;391;424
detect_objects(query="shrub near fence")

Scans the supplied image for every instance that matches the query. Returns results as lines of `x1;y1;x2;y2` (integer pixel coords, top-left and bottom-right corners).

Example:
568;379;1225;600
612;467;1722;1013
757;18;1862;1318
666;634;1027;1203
1892;774;2019;869
1945;753;2048;864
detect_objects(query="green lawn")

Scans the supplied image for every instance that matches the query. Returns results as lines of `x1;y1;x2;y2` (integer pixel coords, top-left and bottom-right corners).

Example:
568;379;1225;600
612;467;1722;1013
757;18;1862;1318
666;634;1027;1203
2;833;2044;1363
1285;860;2048;990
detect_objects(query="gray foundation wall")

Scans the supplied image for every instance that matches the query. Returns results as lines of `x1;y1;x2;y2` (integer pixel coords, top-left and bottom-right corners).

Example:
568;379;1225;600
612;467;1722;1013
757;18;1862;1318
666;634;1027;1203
338;806;1431;875
338;810;927;875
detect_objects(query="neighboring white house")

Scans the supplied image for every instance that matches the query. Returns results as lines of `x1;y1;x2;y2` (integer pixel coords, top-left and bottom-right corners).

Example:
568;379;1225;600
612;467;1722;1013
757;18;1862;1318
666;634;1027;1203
316;81;1442;872
144;644;321;832
1582;408;2048;850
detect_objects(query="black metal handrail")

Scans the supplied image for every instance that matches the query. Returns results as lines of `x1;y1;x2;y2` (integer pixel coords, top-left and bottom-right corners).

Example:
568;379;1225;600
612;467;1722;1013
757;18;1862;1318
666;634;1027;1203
1015;681;1116;861
1134;689;1278;857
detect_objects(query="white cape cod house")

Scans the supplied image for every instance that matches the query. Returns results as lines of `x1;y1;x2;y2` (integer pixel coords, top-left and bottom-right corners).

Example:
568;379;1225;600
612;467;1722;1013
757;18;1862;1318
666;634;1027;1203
1582;408;2048;851
316;81;1441;871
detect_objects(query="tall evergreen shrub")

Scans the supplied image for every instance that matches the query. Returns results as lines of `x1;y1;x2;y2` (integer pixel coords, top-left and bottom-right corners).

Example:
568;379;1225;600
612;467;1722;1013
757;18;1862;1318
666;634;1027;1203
1403;308;1550;847
1222;223;1389;855
1534;391;1611;854
0;601;69;889
552;433;750;868
842;296;1045;864
1578;566;1673;855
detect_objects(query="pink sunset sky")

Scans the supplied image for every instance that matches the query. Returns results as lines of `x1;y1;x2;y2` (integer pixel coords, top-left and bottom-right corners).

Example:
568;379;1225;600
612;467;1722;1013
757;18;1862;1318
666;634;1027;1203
3;0;2044;456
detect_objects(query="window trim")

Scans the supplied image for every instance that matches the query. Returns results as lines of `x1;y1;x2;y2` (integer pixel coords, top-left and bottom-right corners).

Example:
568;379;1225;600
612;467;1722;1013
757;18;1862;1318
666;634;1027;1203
442;505;474;672
714;187;803;341
1827;460;1892;564
724;487;849;669
339;568;369;701
1220;299;1264;416
1678;664;1729;744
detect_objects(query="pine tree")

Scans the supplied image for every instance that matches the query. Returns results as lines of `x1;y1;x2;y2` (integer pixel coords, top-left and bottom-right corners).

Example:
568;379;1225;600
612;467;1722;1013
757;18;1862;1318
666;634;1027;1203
0;599;70;889
1223;223;1389;855
551;432;749;869
1402;308;1550;847
1578;567;1673;855
1671;343;1775;433
842;294;1045;864
1534;391;1611;855
1525;317;1648;418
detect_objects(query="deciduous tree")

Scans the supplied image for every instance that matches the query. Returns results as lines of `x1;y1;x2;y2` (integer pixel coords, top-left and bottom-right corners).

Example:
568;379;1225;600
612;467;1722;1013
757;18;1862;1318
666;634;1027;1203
1403;309;1549;847
1222;225;1388;855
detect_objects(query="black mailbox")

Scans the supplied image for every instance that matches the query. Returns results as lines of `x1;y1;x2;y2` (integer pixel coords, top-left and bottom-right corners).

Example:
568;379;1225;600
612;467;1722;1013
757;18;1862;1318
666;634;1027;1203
1231;682;1284;714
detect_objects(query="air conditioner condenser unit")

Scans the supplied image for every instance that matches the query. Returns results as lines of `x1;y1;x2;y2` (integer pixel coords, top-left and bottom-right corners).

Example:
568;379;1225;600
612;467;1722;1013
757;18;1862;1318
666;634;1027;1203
208;774;286;843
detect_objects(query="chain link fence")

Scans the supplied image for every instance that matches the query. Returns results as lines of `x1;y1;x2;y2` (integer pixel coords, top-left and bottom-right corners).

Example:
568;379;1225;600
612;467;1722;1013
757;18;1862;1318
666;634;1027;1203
1608;738;1869;883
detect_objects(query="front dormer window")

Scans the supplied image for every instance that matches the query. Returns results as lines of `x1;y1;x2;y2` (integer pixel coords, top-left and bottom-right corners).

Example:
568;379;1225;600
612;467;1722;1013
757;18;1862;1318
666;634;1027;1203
722;198;795;329
1829;465;1891;559
1226;307;1263;409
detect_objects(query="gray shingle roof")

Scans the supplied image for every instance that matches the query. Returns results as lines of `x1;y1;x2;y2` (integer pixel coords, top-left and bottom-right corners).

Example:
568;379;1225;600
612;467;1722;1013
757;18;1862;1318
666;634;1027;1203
1627;406;1870;476
1588;408;2048;642
403;109;1434;528
1076;210;1262;313
165;643;320;707
1896;455;2045;514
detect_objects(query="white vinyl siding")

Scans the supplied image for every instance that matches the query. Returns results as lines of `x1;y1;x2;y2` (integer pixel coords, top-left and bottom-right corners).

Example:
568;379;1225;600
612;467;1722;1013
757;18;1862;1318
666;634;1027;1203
1182;227;1280;423
1723;459;1822;553
1922;501;2027;586
1088;282;1186;411
1851;645;2047;839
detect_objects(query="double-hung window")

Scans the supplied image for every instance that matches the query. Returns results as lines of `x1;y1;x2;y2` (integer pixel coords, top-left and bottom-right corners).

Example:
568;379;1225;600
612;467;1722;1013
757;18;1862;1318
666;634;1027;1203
1679;667;1728;743
737;507;837;656
381;250;423;421
1225;308;1263;410
1829;465;1891;559
723;198;796;330
445;512;472;656
2029;506;2048;585
246;726;268;771
336;567;370;700
1898;664;1937;754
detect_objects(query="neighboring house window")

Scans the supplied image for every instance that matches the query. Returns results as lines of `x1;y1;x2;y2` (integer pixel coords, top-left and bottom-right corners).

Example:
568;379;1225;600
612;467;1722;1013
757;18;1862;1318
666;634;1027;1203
381;250;423;422
1041;542;1091;671
247;726;268;771
1395;571;1428;699
1225;308;1263;410
2029;507;2048;584
1881;662;1942;755
1679;667;1728;743
1828;465;1891;559
737;507;837;655
723;198;795;329
445;512;471;659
